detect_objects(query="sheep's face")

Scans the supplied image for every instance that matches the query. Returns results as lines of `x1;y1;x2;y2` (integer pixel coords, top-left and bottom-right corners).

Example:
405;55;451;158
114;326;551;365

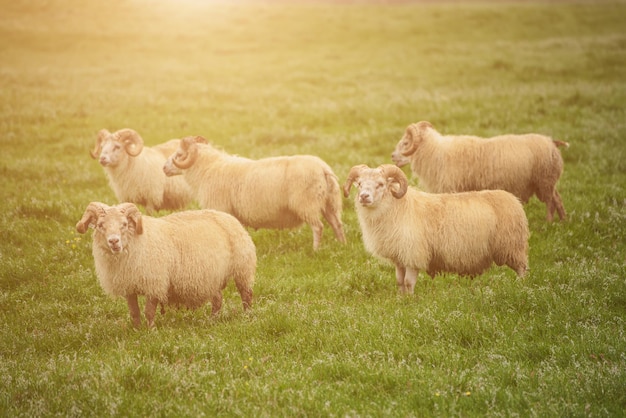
391;139;411;167
77;202;143;255
353;170;389;208
164;137;200;174
344;164;408;208
163;153;182;176
98;139;127;168
95;210;129;254
392;122;432;166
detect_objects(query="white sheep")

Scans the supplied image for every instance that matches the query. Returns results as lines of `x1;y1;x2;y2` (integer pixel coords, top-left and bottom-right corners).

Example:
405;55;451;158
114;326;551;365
391;121;568;221
343;164;529;294
91;129;194;214
76;202;256;328
163;136;346;251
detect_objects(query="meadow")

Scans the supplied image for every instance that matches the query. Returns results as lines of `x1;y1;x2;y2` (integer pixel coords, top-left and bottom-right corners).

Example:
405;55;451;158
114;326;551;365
0;0;625;416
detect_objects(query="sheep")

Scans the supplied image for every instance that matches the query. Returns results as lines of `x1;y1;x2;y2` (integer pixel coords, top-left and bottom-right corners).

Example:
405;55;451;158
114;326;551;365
343;164;529;294
391;121;568;221
76;201;256;328
163;136;346;251
90;129;194;214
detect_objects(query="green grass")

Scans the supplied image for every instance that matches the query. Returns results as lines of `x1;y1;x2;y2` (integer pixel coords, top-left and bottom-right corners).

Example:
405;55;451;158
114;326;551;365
1;0;625;416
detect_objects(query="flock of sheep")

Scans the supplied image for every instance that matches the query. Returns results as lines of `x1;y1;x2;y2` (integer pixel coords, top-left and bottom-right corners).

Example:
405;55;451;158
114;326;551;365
78;122;568;327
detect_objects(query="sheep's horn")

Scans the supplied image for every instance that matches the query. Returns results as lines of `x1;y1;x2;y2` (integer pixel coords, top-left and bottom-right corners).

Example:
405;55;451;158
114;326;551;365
173;136;200;169
76;202;108;233
90;129;109;159
343;164;368;197
118;203;143;235
379;164;408;199
400;124;420;157
116;129;144;157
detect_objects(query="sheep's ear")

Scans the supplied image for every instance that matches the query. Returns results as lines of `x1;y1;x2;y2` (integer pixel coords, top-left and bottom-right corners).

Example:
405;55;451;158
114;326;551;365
118;203;143;235
76;202;107;233
194;136;208;144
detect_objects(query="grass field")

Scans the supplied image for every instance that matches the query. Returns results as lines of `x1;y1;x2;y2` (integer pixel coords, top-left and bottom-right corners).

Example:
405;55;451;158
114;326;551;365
1;0;625;416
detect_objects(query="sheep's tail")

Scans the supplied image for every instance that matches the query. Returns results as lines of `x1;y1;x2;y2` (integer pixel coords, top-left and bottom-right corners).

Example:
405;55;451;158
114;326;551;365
323;168;347;244
553;139;570;149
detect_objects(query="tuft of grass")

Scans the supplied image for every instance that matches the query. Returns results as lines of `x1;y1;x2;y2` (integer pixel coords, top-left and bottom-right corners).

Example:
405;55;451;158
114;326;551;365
1;0;625;416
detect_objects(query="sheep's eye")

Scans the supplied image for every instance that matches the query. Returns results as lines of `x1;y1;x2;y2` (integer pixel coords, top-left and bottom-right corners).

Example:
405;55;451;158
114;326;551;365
122;221;128;229
97;222;104;229
113;144;120;150
377;182;384;189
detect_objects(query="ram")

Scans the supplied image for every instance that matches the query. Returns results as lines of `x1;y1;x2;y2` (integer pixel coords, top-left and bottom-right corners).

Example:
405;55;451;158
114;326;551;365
163;136;346;250
76;202;256;328
91;129;194;214
391;121;568;221
344;164;529;294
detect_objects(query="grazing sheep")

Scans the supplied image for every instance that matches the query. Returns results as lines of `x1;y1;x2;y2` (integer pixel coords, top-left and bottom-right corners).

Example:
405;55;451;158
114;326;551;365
163;136;346;251
343;164;529;294
91;129;194;214
76;202;256;328
391;121;568;221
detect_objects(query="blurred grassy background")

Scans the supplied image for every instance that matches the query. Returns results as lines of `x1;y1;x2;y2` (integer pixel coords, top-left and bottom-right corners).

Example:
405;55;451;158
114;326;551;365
1;0;625;416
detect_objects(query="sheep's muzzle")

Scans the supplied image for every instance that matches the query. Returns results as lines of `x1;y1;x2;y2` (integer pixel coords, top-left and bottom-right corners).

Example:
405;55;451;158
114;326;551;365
107;235;123;254
358;192;373;206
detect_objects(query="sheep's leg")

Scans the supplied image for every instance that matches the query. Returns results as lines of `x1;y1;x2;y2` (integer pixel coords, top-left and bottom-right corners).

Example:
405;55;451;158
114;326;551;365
323;210;346;244
545;198;555;222
211;292;223;315
144;297;159;328
517;264;529;278
542;188;566;222
553;189;566;221
125;294;141;328
404;268;419;295
238;286;254;311
395;265;406;293
234;279;254;311
310;219;324;251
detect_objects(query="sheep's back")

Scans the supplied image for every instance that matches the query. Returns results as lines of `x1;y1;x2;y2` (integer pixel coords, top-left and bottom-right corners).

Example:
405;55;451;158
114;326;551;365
191;154;333;229
412;134;550;200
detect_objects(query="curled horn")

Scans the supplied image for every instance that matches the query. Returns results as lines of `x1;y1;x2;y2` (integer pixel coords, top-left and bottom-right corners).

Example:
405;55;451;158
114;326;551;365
115;129;144;157
172;136;202;169
76;202;108;234
90;129;110;159
343;164;368;198
400;121;433;157
117;203;143;235
379;164;408;199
